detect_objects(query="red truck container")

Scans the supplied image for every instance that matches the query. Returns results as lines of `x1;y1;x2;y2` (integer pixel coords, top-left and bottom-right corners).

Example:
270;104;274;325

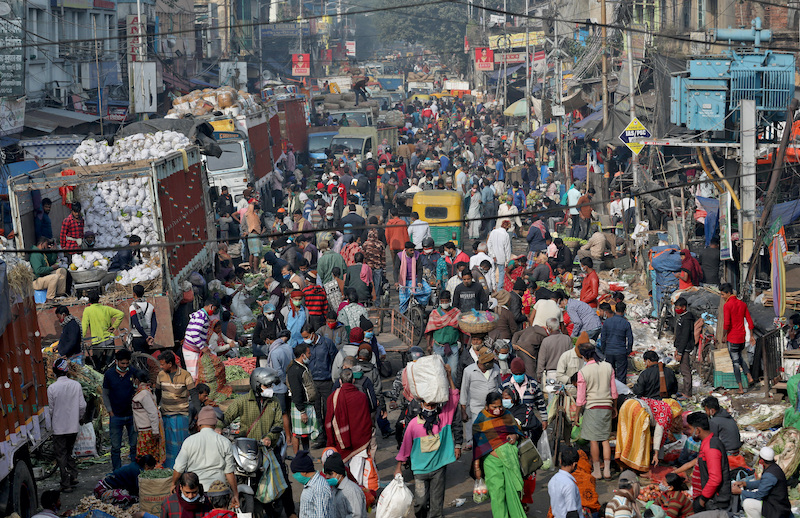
0;260;49;518
8;147;216;347
276;98;309;155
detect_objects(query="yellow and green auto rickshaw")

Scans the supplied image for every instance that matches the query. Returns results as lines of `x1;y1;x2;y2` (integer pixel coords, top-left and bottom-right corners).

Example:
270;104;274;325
411;190;463;247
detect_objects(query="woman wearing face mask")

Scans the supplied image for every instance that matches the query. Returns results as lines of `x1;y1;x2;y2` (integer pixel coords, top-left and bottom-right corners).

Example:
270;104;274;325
494;342;514;376
502;358;547;444
252;303;286;368
160;472;211;518
472;391;525;518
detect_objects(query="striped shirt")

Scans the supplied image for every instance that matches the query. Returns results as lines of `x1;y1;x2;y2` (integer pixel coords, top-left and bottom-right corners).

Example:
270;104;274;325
302;284;329;317
299;472;332;518
155;367;195;415
184;309;210;351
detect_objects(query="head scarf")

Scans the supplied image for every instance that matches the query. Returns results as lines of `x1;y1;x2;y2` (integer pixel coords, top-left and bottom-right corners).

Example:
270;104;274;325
680;249;703;285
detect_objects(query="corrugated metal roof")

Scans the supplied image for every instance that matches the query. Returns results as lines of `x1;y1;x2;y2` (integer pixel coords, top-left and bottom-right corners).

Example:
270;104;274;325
25;107;100;133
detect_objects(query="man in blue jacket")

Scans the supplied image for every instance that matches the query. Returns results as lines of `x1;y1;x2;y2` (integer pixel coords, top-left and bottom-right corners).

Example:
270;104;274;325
600;301;634;382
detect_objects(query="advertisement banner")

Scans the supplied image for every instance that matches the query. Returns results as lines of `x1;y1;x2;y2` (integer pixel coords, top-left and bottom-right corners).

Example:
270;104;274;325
127;15;146;63
493;52;526;64
475;48;494;71
292;54;310;76
0;96;24;136
719;192;733;261
345;41;356;57
260;23;310;38
0;0;24;97
489;32;544;50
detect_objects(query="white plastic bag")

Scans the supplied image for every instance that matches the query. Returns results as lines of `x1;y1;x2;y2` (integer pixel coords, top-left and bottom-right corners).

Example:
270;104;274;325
231;292;255;322
537;433;553;470
73;423;98;457
405;355;449;403
473;478;489;503
376;473;413;518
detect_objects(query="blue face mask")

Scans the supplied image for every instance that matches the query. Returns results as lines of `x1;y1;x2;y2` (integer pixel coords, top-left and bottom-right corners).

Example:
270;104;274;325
498;353;509;360
513;374;526;384
293;473;311;485
364;332;374;340
353;371;364;379
502;399;514;409
327;477;340;487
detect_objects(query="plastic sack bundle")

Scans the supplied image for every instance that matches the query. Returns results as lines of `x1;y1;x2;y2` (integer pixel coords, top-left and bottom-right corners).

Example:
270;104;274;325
405;354;449;403
376;474;413;518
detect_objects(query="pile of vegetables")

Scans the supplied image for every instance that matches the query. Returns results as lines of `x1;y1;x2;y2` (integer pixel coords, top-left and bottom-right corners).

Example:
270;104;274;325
73;131;193;166
74;497;141;518
224;356;257;375
225;365;249;381
139;468;174;479
638;484;661;502
70;251;110;272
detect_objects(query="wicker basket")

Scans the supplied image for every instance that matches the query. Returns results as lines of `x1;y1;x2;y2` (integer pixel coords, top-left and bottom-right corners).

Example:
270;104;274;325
754;415;784;431
458;311;499;335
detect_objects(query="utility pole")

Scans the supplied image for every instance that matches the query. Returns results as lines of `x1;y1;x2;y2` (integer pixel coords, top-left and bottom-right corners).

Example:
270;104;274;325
600;0;608;129
739;99;757;295
524;0;530;132
627;30;638;187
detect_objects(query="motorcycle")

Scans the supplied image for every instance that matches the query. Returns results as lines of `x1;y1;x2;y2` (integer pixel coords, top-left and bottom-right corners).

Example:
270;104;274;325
230;426;288;518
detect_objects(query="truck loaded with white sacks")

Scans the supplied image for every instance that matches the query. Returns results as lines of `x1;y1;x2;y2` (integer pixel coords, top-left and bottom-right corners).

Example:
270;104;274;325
7;134;215;349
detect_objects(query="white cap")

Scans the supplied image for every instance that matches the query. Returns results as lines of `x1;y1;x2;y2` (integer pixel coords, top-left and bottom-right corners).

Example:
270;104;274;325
366;152;373;159
760;446;775;462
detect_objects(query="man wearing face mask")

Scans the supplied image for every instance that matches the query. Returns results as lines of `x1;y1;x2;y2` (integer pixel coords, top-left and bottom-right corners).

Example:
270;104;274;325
291;450;332;518
102;350;138;471
395;365;462;518
300;321;337;449
453;270;488;313
579;257;599;308
253;303;286;368
425;290;462;372
286;343;318;452
396;241;432;313
460;347;501;447
172;407;239;509
686;411;731;513
324;451;367;518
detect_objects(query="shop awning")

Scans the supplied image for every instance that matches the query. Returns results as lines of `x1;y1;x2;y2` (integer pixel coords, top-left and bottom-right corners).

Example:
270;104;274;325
24;108;99;133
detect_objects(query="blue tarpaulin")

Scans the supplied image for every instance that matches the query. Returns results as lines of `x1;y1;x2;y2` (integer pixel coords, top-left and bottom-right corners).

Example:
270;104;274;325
571;165;587;182
697;196;720;247
488;64;524;81
769;199;800;227
574;110;603;128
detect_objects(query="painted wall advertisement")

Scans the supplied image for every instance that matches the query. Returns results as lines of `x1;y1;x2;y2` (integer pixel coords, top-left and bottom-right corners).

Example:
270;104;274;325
719;192;733;261
0;0;25;97
475;47;494;71
292;53;310;76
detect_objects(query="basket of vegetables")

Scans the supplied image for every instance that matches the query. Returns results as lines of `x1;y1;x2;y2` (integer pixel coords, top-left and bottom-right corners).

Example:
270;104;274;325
458;310;499;335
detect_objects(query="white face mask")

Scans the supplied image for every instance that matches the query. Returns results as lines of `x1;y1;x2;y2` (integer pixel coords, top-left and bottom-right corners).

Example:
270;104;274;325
266;313;275;321
261;388;274;398
441;302;451;309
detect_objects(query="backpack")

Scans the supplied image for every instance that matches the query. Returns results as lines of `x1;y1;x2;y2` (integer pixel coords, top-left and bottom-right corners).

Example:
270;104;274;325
357;175;369;194
365;159;378;179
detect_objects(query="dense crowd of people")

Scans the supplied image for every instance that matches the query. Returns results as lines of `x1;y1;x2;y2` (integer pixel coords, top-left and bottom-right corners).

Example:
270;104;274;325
39;94;788;518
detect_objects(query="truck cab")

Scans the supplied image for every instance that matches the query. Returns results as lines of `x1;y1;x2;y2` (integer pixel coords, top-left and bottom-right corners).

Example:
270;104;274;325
327;109;374;127
307;128;339;172
202;119;255;198
330;126;398;163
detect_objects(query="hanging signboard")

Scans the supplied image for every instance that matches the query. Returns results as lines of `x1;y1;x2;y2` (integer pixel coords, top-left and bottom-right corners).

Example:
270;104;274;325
618;117;651;155
127;15;146;63
475;48;494;71
292;54;310;76
345;41;356;57
0;0;24;97
719;192;733;261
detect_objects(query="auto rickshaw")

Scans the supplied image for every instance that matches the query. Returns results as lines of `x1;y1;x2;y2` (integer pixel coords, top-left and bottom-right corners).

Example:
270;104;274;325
411;190;463;247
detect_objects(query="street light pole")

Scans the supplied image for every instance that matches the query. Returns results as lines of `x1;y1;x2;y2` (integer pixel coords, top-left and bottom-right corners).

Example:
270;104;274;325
524;0;530;133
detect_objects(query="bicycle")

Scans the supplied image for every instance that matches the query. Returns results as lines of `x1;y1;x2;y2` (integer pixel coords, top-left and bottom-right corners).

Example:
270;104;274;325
398;285;429;346
546;382;574;465
83;329;161;383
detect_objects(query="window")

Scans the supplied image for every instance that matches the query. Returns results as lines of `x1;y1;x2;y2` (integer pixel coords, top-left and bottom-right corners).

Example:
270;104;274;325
697;0;706;28
205;141;245;172
425;207;448;219
365;138;372;153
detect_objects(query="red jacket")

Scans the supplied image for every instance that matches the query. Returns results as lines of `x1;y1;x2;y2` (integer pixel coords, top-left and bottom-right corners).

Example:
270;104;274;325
580;269;599;308
386;217;410;251
723;295;754;344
